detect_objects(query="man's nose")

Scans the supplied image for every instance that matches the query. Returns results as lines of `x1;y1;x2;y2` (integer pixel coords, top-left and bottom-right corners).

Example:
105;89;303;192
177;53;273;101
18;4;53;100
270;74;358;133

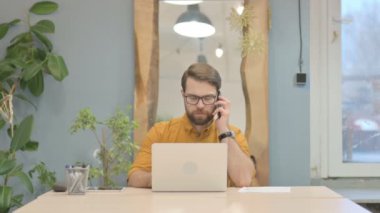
196;99;205;107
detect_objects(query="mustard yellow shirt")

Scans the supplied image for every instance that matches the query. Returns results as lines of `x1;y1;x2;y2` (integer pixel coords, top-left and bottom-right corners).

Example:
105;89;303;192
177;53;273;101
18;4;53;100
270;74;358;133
128;114;251;183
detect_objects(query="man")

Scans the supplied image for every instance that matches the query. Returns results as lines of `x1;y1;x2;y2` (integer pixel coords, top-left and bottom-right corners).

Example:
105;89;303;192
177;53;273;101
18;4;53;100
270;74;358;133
128;63;256;188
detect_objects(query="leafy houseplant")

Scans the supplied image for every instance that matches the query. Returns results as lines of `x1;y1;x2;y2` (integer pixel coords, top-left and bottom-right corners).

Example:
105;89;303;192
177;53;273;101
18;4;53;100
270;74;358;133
70;107;138;189
0;1;68;212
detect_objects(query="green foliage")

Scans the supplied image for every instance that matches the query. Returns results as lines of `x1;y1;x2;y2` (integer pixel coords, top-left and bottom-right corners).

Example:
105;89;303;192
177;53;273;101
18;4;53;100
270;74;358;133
0;1;68;100
70;107;139;188
70;108;97;133
0;116;35;212
0;158;16;176
29;1;58;15
0;1;66;212
29;162;56;189
10;115;34;152
0;186;12;213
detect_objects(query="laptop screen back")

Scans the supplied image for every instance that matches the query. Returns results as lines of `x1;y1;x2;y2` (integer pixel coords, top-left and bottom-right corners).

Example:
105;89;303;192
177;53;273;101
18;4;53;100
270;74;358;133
152;143;227;192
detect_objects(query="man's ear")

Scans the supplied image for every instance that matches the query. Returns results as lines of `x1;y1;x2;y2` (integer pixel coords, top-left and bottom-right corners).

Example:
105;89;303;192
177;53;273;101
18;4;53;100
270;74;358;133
181;89;184;96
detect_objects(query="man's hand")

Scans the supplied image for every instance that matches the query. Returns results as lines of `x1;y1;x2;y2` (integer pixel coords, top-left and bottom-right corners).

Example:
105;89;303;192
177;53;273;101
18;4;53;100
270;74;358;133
213;96;230;133
127;170;152;188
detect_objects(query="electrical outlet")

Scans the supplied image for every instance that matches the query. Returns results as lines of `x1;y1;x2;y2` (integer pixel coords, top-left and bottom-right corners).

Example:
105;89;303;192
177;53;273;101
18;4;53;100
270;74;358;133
295;73;307;85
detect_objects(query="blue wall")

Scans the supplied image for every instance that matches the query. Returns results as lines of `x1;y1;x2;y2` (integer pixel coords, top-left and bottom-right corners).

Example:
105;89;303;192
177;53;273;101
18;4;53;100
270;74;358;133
269;0;310;185
0;0;135;193
0;0;310;193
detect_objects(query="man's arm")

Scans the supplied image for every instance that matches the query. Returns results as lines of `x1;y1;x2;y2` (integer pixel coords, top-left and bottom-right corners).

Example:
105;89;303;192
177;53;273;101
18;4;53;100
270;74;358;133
128;170;152;188
127;122;165;188
214;96;255;186
222;137;255;187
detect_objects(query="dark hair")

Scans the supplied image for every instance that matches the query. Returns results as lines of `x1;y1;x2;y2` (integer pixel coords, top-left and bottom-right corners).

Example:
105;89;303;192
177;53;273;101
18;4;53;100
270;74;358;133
181;63;221;94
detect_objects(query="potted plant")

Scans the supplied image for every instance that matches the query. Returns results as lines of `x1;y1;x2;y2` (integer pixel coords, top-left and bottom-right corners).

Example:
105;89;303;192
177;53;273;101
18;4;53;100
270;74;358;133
70;107;138;189
0;1;68;212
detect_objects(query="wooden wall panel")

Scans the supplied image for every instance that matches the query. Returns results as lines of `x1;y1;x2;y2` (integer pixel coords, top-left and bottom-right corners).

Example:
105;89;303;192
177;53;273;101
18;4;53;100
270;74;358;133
242;0;269;186
134;0;159;145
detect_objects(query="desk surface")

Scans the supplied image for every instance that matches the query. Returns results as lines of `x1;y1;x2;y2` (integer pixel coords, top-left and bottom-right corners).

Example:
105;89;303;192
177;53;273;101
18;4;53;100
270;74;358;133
15;186;369;213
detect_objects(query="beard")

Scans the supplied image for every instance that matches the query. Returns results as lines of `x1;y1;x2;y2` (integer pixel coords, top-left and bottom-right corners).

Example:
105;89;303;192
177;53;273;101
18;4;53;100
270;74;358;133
186;108;215;126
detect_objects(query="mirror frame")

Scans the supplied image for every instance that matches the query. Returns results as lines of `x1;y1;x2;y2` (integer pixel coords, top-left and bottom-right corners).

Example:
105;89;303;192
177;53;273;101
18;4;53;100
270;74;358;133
134;0;269;185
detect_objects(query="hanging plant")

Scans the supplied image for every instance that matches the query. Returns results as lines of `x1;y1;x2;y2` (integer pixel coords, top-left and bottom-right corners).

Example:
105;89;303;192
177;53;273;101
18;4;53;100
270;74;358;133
227;3;265;57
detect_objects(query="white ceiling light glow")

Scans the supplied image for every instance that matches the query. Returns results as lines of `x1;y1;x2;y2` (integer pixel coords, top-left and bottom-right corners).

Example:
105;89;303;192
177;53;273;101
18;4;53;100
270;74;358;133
236;5;244;15
215;44;224;58
164;0;203;5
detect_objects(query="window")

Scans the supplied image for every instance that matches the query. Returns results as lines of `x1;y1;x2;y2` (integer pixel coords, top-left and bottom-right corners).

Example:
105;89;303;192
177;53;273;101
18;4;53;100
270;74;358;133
311;0;380;177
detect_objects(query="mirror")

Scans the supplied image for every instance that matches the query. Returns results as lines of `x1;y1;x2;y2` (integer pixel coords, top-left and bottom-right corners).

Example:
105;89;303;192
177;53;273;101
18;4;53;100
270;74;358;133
158;1;246;130
134;0;269;186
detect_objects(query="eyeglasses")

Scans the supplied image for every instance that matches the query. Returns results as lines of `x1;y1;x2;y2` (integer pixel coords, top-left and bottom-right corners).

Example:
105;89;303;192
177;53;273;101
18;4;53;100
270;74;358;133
184;94;217;105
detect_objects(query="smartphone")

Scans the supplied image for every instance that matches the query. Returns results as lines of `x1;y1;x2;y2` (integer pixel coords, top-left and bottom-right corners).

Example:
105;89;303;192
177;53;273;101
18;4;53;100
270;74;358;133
217;110;221;119
215;96;221;119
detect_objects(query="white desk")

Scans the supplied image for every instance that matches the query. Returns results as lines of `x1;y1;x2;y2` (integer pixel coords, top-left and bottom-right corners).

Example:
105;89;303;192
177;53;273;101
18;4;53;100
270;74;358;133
15;187;370;213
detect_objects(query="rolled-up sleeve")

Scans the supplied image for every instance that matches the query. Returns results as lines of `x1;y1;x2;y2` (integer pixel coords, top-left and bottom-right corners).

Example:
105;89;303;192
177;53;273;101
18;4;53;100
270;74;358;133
127;123;163;178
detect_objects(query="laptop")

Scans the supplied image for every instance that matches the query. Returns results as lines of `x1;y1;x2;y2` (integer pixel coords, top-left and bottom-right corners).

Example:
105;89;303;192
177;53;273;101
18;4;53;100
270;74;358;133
152;143;227;192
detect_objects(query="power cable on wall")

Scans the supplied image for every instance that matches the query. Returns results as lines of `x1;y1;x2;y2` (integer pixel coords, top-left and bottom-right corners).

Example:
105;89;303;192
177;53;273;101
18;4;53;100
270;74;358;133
298;0;303;73
296;0;306;85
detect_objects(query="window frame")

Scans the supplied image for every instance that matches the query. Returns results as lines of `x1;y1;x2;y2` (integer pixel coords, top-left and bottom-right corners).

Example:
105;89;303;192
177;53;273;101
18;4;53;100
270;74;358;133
310;0;380;178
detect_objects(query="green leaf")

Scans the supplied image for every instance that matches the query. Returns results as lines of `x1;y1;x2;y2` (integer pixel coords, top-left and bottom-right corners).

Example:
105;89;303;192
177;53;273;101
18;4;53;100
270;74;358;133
0;23;9;40
32;30;52;51
0;158;16;175
28;70;44;96
9;58;28;69
29;1;58;15
0;19;21;40
47;54;68;81
19;79;27;90
0;151;9;159
13;94;37;110
28;162;56;188
10;115;34;152
7;164;22;177
0;186;12;213
8;19;20;26
6;44;29;62
0;68;14;81
35;48;48;61
0;119;5;130
11;194;23;208
14;171;34;193
7;124;16;139
22;61;44;81
20;141;39;152
9;32;31;45
32;20;55;33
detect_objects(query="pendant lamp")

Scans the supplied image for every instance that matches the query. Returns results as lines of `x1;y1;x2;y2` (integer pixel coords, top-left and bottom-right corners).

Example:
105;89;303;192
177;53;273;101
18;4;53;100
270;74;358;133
173;4;215;38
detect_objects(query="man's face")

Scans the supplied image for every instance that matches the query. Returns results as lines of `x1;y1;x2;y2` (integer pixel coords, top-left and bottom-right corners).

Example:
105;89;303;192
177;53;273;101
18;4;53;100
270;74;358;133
182;78;218;126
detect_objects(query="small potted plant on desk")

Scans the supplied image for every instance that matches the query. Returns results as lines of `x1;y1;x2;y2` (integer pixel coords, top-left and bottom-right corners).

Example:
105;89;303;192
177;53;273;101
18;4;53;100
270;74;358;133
70;107;138;190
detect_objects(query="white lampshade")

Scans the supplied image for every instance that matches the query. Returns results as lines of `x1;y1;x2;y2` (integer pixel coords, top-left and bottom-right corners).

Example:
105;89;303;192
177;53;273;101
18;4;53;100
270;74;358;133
164;0;203;5
173;5;215;38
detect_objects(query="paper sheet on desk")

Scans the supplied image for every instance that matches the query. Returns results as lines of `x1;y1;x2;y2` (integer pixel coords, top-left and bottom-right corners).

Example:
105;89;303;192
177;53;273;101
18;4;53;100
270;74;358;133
239;187;291;193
